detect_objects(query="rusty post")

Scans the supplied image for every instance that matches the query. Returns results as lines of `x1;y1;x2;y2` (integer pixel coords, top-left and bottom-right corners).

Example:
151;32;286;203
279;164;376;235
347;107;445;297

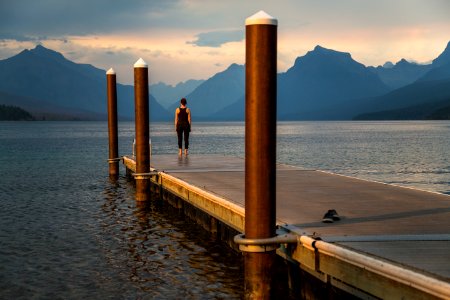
106;68;119;179
244;11;278;299
134;58;150;201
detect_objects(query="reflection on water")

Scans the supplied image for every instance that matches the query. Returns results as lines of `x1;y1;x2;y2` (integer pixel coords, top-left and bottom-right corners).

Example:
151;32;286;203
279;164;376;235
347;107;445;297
97;177;243;299
177;155;190;167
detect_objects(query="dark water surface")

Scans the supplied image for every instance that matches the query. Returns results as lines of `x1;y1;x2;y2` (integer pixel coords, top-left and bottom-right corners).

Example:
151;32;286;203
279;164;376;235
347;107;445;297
0;121;449;299
0;122;243;299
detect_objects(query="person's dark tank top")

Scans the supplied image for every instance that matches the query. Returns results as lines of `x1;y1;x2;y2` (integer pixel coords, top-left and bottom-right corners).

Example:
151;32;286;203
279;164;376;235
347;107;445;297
178;107;188;125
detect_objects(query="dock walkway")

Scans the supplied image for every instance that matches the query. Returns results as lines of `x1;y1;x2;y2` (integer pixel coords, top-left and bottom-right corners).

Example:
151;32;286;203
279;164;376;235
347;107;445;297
123;154;450;299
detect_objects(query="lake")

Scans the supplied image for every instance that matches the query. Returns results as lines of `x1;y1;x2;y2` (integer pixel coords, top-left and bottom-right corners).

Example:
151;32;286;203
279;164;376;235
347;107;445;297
0;121;449;298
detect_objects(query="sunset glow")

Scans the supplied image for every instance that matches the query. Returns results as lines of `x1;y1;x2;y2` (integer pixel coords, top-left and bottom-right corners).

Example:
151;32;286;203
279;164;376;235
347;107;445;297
1;0;449;85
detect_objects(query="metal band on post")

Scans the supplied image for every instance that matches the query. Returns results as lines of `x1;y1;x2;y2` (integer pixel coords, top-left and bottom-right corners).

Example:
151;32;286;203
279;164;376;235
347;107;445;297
108;157;122;163
132;171;158;180
234;233;298;253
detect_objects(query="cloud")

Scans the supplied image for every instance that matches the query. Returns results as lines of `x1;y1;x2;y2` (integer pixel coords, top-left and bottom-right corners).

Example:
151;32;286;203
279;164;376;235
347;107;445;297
187;29;244;47
0;33;47;42
0;0;182;38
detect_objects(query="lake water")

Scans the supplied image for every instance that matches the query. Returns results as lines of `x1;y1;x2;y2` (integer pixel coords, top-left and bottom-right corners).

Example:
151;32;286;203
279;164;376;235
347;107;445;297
0;121;449;299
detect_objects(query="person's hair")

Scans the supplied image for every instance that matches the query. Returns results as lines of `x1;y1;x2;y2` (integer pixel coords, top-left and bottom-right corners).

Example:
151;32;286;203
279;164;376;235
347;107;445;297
180;98;187;105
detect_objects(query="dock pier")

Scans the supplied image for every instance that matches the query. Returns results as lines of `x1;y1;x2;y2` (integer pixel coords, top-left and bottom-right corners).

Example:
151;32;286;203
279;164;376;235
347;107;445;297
121;154;450;299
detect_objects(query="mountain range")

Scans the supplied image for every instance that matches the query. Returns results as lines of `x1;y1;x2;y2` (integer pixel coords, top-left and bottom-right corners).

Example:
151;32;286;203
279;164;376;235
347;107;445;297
0;42;449;121
169;63;245;119
199;42;450;121
150;79;204;109
352;42;450;120
370;59;432;89
0;45;170;121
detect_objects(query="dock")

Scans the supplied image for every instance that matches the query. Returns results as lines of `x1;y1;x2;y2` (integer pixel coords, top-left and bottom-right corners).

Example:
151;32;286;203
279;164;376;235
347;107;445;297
123;154;450;299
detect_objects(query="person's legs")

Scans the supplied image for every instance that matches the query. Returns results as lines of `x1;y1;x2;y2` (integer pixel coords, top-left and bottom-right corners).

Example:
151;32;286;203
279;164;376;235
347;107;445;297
184;128;189;155
177;129;183;155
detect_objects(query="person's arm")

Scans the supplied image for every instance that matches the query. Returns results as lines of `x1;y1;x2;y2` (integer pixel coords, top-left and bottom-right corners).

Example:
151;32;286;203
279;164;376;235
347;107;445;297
187;108;191;125
174;108;179;131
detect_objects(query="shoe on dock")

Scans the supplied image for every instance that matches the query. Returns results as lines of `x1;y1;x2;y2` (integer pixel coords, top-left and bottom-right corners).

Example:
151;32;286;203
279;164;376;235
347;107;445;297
329;209;340;221
322;209;340;223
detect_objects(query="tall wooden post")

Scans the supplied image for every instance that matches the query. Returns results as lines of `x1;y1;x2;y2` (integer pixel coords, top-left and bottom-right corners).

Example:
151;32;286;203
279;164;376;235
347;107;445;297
134;58;150;201
244;11;278;299
106;68;119;179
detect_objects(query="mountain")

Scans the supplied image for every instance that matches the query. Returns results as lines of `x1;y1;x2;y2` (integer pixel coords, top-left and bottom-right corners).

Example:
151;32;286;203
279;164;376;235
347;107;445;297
0;45;170;121
432;41;450;67
210;95;244;121
151;79;204;109
208;46;394;121
170;63;244;118
0;90;106;120
352;42;450;120
0;104;34;121
353;96;450;120
417;42;450;82
277;46;390;120
115;84;170;121
427;104;450;120
418;62;450;82
3;42;450;122
369;59;431;89
351;77;450;120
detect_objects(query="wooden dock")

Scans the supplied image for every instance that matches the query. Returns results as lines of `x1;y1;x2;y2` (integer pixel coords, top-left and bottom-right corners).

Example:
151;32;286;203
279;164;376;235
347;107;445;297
123;154;450;299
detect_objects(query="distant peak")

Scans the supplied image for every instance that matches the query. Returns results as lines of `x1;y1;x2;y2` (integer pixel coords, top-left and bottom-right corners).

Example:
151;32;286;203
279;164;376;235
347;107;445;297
227;63;243;70
442;40;450;53
432;40;450;67
291;45;359;70
314;45;327;51
32;44;56;53
312;45;335;54
311;45;350;56
301;45;352;62
382;61;394;68
29;44;65;60
396;58;410;66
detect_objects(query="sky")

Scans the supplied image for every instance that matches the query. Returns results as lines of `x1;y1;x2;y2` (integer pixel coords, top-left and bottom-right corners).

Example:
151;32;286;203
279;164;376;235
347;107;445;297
0;0;449;85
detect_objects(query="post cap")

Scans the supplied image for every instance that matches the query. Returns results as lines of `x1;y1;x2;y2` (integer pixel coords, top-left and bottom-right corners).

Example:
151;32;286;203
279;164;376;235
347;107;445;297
134;58;148;68
106;68;116;75
245;10;277;26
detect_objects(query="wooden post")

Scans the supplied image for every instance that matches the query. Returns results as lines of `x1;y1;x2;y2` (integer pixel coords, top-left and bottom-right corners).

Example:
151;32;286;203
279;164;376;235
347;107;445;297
106;68;119;179
244;11;278;299
134;58;150;201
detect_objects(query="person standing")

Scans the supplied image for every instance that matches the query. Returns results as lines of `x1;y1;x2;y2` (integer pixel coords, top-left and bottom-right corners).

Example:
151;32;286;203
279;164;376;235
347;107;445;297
174;98;191;156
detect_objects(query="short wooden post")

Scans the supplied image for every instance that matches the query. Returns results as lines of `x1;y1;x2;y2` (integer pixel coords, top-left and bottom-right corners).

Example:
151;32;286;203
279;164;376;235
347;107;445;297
134;58;150;201
106;68;119;179
244;11;278;299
